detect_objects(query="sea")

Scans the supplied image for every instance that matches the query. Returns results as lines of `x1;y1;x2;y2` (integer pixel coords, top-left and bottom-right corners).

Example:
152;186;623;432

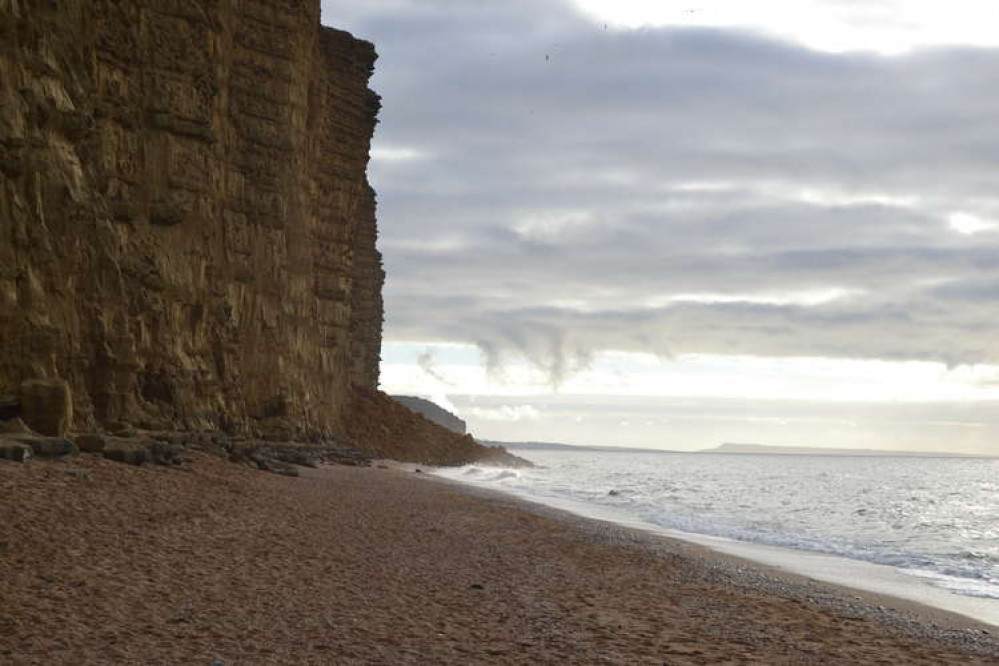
436;447;999;625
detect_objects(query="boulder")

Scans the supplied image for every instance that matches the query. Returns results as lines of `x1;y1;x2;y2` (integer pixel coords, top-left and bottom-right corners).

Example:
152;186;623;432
0;441;32;462
103;443;150;466
147;440;183;465
255;457;299;477
20;378;72;437
271;445;320;468
245;447;295;476
229;444;301;477
77;434;179;465
324;446;373;466
75;433;107;453
6;435;78;458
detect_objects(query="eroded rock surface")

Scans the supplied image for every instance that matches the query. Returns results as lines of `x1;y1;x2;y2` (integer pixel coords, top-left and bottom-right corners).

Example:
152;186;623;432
0;0;384;440
347;388;531;468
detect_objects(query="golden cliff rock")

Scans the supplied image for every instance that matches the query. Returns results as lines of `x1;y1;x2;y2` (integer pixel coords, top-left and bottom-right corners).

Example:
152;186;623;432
0;0;384;440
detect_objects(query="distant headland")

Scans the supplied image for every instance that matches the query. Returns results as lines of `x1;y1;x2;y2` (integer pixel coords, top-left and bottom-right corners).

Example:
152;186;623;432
702;443;995;458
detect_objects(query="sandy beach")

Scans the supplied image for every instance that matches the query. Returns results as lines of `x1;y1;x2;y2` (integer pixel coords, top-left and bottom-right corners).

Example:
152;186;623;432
1;454;996;665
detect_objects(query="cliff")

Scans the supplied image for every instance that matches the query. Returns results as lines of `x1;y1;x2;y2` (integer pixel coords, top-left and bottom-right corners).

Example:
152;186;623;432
0;0;383;440
346;388;529;467
391;395;467;434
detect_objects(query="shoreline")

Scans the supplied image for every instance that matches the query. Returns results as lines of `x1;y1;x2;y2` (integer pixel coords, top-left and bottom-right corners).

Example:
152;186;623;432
429;470;999;637
2;454;997;664
431;468;999;631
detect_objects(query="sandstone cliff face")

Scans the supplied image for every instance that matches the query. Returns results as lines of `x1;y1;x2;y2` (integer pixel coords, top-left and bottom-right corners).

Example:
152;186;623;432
0;0;384;439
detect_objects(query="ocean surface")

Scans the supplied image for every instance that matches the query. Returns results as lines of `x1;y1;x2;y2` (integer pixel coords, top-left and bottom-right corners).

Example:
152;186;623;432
437;448;999;609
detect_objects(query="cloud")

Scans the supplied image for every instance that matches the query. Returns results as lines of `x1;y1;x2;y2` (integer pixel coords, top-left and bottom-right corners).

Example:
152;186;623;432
467;404;542;422
416;348;454;385
572;0;999;54
327;1;999;382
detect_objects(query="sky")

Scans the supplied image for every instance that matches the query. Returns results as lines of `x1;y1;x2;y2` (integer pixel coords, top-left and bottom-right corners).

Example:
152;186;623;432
322;0;999;454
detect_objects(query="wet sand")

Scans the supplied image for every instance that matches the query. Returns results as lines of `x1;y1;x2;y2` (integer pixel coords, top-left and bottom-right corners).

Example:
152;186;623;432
1;454;996;664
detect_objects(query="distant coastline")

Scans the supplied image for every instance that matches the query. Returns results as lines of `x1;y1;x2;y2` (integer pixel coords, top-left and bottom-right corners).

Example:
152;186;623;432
488;439;995;459
703;443;996;459
483;440;679;455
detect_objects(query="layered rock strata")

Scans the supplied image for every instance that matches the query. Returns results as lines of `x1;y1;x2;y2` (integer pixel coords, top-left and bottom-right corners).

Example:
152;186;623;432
0;0;384;439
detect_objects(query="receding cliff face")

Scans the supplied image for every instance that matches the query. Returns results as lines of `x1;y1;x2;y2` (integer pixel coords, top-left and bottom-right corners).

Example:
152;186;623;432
0;0;384;439
392;395;467;435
